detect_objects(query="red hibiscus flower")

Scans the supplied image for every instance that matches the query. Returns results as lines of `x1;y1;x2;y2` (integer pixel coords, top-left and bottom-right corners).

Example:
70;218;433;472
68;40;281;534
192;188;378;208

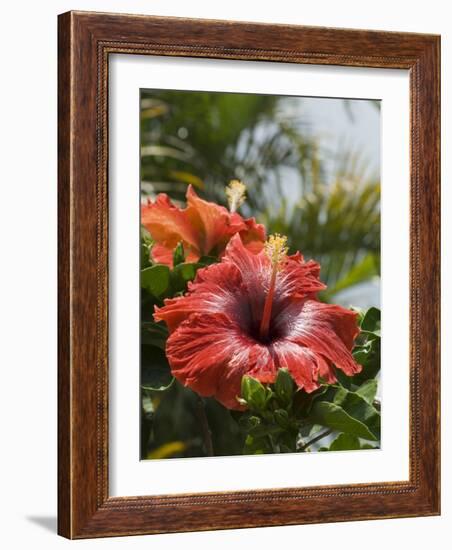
141;184;265;266
154;234;361;410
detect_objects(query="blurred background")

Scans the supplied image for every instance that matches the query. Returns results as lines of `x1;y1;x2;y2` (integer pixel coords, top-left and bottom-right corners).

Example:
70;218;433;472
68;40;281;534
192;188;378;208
140;89;381;459
140;89;380;308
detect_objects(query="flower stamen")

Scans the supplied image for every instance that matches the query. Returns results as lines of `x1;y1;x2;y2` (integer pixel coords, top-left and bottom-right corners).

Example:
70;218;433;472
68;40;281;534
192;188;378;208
264;234;288;267
225;180;247;213
259;234;288;341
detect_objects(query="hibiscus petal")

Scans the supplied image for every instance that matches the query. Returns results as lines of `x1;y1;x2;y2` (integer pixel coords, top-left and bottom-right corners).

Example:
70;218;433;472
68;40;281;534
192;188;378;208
271;340;324;392
166;314;233;396
317;355;338;384
223;234;270;325
246;345;277;384
223;235;326;328
276;299;361;376
186;185;246;255
149;243;174;266
277;254;326;299
166;312;267;409
154;262;246;332
141;194;200;262
151;243;200;267
142;187;265;267
215;343;277;409
214;366;248;410
238;217;266;254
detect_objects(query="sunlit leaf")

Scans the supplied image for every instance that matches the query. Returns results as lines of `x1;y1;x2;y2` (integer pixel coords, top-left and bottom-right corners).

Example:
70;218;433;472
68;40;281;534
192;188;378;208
311;401;377;441
330;386;380;440
355;379;378;405
328;433;361;451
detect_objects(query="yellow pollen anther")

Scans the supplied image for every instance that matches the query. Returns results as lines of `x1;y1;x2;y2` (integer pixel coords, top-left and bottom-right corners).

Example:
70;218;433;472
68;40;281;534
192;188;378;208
225;179;247;212
264;234;288;268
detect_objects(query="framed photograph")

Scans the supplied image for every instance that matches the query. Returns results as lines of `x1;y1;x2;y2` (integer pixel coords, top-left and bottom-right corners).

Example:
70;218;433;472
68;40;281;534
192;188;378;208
58;11;440;538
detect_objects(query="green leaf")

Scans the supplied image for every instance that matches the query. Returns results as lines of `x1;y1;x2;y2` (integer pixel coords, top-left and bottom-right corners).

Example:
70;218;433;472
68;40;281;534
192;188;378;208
293;385;328;417
141;345;174;391
328;433;362;451
359;330;381;341
351;306;365;326
198;255;218;265
173;242;185;266
141;321;168;349
141;264;170;297
360;307;380;333
353;337;380;382
331;386;380;440
174;262;198;280
141;242;151;269
274;368;294;407
326;432;379;451
334;368;353;390
355;379;378;404
311;401;377;441
170;262;203;291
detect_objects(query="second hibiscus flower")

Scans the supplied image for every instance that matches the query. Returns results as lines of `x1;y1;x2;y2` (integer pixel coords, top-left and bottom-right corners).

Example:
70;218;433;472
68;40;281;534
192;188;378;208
141;183;266;266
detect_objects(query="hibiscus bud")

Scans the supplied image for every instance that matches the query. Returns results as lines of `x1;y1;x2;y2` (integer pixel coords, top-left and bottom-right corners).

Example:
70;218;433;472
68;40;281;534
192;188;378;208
173;241;185;266
274;368;295;407
248;415;261;428
225;179;246;213
274;408;290;429
241;375;269;412
239;414;261;430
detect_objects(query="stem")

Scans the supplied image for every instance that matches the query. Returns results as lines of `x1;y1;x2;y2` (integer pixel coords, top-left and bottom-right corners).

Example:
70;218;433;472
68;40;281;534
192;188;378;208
298;429;333;452
195;396;214;456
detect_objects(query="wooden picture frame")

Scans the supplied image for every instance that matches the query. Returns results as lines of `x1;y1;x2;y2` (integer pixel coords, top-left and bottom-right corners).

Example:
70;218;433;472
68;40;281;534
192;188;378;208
58;10;440;539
